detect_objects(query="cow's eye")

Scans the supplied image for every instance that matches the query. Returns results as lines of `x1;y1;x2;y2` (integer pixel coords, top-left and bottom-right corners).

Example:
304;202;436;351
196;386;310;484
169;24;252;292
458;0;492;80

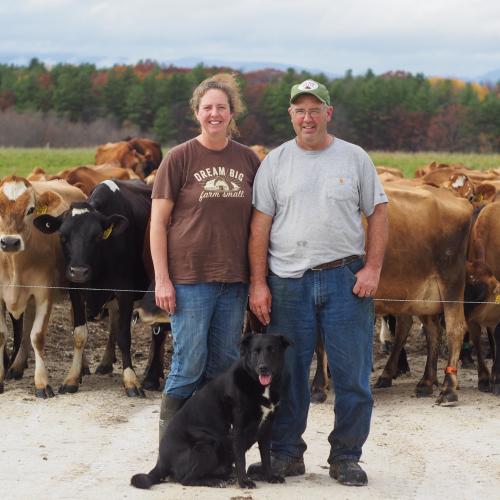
26;207;35;215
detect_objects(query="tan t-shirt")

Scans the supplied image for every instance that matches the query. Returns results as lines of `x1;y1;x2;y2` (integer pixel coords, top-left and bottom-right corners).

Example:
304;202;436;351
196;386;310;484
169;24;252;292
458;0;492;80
152;138;260;284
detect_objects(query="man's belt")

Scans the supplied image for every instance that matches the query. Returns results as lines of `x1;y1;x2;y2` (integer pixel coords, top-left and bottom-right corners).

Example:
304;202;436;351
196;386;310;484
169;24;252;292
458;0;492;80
309;255;361;271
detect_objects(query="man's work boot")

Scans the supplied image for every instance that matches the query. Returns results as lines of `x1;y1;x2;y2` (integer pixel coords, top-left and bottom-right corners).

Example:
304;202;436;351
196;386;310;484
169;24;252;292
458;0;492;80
329;460;368;486
158;393;187;445
247;454;305;478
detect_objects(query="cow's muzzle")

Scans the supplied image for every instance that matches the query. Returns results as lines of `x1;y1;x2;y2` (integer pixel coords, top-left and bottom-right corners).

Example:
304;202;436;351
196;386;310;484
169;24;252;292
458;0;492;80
67;266;91;283
0;236;23;253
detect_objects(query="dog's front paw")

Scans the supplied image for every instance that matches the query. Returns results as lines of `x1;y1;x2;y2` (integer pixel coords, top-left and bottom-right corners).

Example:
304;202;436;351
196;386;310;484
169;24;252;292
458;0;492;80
238;478;257;489
267;474;285;484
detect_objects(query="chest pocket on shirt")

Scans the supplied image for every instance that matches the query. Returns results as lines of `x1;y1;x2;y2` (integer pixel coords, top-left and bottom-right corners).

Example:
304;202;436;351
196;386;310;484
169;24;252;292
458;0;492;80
327;176;354;201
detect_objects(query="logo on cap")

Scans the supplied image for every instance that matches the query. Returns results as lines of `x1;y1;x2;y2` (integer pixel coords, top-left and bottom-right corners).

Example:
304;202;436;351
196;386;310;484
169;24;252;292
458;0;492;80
298;80;319;91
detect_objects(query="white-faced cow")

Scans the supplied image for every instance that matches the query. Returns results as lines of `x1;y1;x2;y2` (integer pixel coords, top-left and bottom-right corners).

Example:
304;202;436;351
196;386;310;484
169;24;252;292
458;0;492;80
0;176;87;397
34;180;152;397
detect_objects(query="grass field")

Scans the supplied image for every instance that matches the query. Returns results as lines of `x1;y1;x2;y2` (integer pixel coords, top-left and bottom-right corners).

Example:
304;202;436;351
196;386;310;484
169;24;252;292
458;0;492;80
0;147;499;179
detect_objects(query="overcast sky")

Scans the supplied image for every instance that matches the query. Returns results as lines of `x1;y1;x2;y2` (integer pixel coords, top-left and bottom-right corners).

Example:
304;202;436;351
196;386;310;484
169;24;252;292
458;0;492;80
1;0;499;79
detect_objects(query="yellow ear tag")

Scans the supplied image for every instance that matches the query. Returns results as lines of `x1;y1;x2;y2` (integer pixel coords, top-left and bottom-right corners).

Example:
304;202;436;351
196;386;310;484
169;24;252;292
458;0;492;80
474;193;484;203
35;205;48;216
495;295;500;304
103;225;113;240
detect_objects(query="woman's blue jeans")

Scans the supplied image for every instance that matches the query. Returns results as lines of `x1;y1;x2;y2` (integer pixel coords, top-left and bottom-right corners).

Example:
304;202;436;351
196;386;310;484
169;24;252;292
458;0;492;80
266;258;374;464
164;282;248;399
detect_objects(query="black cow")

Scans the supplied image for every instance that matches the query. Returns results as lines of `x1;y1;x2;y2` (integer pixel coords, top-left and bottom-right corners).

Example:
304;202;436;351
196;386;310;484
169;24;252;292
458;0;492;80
34;180;152;397
132;282;171;390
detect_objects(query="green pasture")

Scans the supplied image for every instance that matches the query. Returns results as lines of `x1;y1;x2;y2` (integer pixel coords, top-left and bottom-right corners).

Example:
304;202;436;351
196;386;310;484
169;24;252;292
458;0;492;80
0;147;499;179
369;151;500;177
0;148;95;178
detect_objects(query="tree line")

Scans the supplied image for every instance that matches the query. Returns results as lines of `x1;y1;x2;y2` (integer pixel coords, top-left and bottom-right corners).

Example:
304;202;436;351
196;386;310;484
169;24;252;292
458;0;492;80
0;59;498;152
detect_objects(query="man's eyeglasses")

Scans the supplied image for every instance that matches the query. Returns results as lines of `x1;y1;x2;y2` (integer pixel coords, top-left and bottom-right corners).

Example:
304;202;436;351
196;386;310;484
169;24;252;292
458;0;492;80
292;108;324;117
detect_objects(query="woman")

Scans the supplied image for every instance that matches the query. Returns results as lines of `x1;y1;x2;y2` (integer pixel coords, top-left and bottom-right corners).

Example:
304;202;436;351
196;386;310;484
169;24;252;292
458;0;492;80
150;73;260;441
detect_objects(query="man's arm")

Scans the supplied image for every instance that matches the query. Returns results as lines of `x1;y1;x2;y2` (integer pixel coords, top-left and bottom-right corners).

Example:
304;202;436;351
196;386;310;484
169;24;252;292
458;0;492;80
248;208;273;325
352;202;388;298
150;198;176;313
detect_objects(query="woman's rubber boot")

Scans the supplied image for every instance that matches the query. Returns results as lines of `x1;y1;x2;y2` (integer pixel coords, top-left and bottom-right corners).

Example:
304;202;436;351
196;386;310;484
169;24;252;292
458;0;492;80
158;394;187;445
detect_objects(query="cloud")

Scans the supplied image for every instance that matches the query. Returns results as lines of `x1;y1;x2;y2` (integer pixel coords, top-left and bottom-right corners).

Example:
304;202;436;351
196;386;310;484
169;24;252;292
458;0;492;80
0;0;499;78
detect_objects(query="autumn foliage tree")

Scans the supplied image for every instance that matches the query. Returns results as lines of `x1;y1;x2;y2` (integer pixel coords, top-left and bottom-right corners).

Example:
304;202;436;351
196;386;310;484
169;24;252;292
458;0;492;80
0;58;498;150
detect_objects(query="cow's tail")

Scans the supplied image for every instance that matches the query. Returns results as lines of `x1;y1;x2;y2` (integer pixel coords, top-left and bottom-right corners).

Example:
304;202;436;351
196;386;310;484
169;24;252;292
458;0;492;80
130;464;164;489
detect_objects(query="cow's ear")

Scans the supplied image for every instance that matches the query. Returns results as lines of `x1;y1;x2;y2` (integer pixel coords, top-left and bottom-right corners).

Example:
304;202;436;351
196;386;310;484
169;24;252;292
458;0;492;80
36;190;64;215
33;214;63;234
474;183;496;204
102;214;129;240
240;334;253;356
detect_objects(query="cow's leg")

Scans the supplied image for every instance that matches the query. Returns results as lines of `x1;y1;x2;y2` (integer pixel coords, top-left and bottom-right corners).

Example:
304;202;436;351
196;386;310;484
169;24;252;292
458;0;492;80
9;313;23;365
374;315;413;388
437;302;466;405
491;324;500;396
468;322;490;392
459;331;475;368
142;324;167;391
30;298;54;398
415;315;440;396
7;300;34;380
60;290;88;394
116;294;144;397
311;333;329;403
379;315;396;354
486;327;494;359
95;299;118;375
0;303;8;393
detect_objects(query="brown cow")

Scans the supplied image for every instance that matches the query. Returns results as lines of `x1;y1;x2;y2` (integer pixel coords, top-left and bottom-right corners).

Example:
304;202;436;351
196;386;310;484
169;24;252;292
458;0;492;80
0;177;87;396
125;137;163;176
466;201;500;394
95;141;148;177
312;182;497;404
250;145;268;162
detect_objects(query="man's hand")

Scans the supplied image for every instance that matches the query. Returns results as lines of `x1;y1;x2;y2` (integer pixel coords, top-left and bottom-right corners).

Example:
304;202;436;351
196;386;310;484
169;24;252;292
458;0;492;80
352;265;380;298
155;279;176;314
249;281;272;325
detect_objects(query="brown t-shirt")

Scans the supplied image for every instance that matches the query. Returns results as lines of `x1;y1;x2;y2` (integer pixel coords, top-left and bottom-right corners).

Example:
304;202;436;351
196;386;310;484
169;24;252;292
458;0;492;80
152;138;260;284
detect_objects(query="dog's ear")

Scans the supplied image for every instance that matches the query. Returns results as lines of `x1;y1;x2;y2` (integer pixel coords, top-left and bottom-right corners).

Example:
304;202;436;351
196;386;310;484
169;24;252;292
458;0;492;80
278;335;293;349
240;334;253;355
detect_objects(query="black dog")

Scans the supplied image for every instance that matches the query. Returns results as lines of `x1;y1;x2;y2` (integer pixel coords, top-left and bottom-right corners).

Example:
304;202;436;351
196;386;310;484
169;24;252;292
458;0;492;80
131;333;291;489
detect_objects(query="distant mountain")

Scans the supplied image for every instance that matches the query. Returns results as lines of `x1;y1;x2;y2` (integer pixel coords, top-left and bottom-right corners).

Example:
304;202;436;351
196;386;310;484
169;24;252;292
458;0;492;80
166;57;339;78
0;52;338;77
476;68;500;84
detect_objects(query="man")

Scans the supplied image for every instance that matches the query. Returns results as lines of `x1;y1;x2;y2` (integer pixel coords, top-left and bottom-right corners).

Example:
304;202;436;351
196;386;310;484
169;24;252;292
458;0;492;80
248;79;388;486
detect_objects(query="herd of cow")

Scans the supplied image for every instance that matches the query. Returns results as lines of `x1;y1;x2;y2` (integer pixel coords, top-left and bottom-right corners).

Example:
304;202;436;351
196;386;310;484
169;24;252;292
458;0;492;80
0;141;499;409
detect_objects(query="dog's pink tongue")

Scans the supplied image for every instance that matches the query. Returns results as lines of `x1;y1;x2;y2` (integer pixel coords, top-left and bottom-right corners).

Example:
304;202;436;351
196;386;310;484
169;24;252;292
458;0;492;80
259;374;272;386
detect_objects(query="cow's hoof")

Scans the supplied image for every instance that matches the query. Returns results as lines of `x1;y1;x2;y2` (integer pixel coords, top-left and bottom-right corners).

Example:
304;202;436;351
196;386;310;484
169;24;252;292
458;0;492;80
310;391;327;403
415;384;434;397
142;378;161;391
478;380;491;393
436;390;458;405
82;366;91;376
0;382;4;394
6;368;24;380
95;364;113;375
59;384;79;394
491;383;500;396
35;385;55;399
374;377;392;388
125;387;146;398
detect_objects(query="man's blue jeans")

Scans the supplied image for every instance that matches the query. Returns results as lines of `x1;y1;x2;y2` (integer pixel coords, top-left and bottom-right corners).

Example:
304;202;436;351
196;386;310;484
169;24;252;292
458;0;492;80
266;258;374;464
164;282;248;399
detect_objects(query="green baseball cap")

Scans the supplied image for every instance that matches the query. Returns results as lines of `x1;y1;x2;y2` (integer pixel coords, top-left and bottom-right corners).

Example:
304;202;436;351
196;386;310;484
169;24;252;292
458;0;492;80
290;79;330;105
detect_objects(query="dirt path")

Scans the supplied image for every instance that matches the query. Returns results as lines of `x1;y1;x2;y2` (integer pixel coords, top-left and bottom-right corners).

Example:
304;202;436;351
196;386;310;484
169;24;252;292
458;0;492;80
1;308;499;499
